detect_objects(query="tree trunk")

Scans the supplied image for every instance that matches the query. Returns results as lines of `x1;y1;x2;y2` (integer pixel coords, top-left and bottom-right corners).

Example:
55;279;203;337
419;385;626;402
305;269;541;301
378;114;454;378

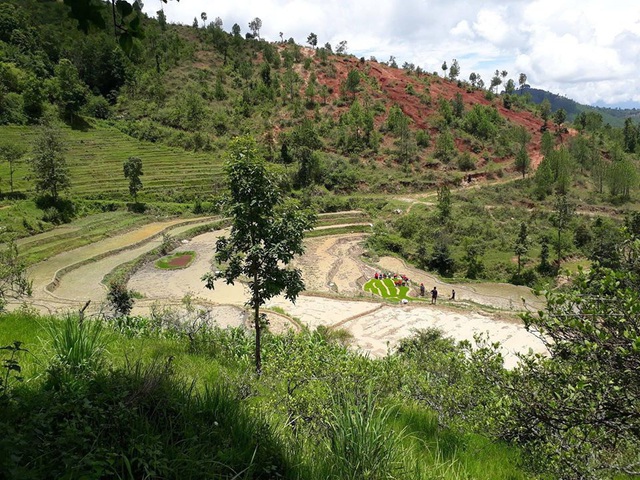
253;273;262;376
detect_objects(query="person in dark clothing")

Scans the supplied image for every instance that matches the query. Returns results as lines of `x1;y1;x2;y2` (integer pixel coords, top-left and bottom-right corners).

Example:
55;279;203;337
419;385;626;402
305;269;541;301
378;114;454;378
420;283;425;297
431;287;438;304
450;289;455;300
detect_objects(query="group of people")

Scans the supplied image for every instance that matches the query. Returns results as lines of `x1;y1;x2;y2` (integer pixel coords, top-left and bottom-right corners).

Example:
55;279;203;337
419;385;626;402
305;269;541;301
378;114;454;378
374;271;410;287
419;283;455;304
373;271;456;304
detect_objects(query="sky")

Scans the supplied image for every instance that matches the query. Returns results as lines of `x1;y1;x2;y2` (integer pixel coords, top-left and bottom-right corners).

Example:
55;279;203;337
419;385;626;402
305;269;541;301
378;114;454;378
145;0;640;108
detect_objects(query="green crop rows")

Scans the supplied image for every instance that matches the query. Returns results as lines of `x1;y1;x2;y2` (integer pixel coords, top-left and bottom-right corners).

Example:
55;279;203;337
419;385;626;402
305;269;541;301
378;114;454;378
364;278;414;301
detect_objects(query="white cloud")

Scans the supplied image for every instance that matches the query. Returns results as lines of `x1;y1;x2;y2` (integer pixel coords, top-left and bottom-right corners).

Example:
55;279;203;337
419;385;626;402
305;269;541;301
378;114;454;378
148;0;640;106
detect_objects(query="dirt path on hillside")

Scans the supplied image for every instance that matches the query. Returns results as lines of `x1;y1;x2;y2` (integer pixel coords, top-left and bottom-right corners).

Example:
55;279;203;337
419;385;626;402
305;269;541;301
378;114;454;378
11;221;547;367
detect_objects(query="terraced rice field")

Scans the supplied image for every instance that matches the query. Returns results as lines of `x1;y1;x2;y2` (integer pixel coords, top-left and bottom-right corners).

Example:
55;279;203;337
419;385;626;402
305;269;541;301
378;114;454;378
0;125;224;201
16;211;154;265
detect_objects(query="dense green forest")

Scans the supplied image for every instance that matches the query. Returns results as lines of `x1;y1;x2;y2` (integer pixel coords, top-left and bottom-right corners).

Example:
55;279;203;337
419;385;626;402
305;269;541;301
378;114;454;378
1;0;640;478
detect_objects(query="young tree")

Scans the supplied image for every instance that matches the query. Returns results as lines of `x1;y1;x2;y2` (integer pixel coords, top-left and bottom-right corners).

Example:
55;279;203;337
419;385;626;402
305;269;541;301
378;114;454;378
441;61;447;78
538;235;551;274
30;124;70;203
336;40;348;54
344;69;360;100
202;137;315;374
0;143;26;193
54;59;89;123
540;130;554;157
551;193;574;266
514;222;529;275
448;59;460;81
591;153;607;194
248;17;262;39
534;157;554;199
123;156;143;203
306;32;317;48
553;108;566;130
463;240;484;279
434;129;456;163
518;72;527;90
200;12;207;28
540;98;551;127
436;184;452;224
428;234;455;277
0;240;31;312
394;114;417;168
622;118;637;153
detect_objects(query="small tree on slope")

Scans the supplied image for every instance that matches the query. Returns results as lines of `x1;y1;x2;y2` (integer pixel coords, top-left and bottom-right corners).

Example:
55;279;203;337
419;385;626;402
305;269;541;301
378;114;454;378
202;136;315;374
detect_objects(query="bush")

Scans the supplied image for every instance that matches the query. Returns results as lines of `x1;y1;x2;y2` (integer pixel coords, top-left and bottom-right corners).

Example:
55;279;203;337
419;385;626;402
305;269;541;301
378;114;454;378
83;95;110;119
106;280;134;317
457;152;476;171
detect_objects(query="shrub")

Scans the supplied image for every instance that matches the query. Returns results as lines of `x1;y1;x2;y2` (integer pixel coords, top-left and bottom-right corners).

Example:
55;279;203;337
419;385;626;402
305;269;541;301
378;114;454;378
107;280;134;317
457;152;476;171
83;95;110;119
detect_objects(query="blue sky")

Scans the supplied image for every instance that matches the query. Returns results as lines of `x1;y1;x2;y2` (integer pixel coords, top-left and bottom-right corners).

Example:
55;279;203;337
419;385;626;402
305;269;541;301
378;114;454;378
146;0;640;108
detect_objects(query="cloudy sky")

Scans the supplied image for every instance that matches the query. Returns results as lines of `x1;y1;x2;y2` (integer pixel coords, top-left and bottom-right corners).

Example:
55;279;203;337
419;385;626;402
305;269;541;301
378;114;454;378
145;0;640;108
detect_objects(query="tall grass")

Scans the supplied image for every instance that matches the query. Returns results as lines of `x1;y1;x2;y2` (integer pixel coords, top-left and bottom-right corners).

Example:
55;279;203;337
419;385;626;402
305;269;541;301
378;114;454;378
323;394;406;479
45;314;109;389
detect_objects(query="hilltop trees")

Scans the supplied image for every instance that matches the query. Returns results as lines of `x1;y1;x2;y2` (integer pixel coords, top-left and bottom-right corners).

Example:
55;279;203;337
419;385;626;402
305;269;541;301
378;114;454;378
518;73;527;90
306;32;317;48
448;59;460;81
248;17;262;39
202;137;315;374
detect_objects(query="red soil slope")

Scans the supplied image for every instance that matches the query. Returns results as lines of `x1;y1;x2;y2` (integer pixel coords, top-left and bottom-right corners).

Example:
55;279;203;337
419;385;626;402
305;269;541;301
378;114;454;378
307;49;546;171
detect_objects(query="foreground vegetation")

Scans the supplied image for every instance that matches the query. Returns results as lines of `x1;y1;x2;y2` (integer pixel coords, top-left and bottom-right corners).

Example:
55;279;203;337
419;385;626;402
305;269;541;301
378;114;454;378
0;310;529;480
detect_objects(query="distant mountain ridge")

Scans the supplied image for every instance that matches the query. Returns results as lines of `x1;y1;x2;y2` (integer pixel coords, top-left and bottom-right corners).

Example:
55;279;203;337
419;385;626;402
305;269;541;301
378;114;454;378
519;86;640;127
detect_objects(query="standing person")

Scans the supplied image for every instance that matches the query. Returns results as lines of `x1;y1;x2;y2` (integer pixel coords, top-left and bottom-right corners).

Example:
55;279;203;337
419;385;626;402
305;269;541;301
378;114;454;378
451;289;456;300
431;286;438;304
420;283;425;297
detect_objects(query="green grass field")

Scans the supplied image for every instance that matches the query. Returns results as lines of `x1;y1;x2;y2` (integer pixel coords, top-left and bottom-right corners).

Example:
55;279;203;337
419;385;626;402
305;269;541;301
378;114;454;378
0;123;224;202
